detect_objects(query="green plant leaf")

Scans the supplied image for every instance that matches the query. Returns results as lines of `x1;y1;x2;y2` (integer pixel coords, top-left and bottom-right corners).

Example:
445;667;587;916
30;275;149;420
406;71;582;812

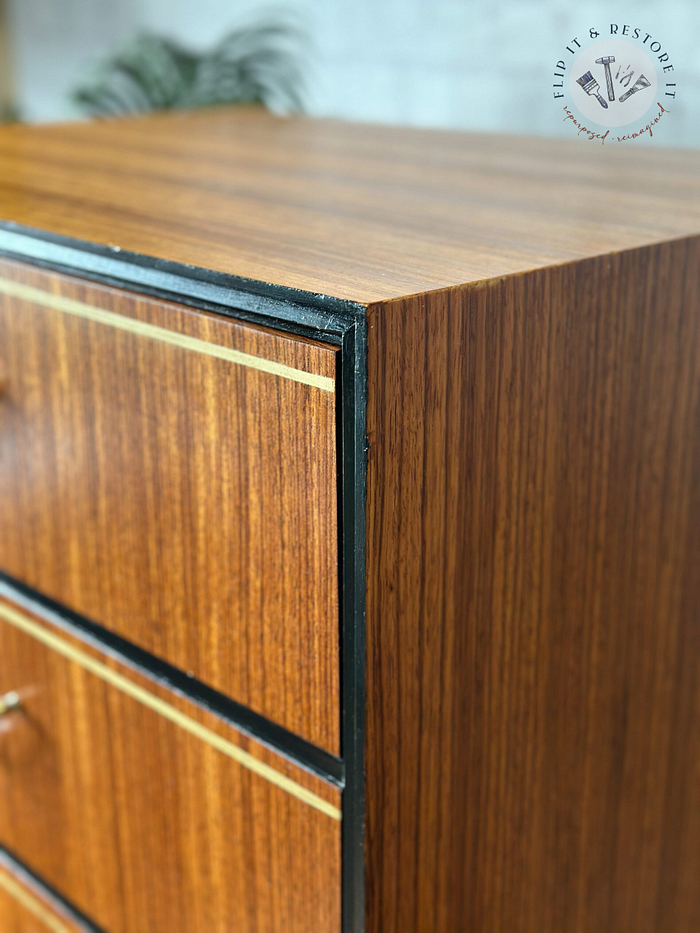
72;17;307;117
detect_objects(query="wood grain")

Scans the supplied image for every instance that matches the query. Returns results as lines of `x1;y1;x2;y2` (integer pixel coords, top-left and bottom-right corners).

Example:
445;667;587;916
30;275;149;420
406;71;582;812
0;257;340;753
0;599;340;819
0;858;86;933
0;596;342;933
365;237;700;933
0;108;697;303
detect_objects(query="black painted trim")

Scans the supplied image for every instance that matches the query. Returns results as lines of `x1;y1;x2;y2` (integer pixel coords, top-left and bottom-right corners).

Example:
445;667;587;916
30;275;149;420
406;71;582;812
0;845;106;932
0;223;367;933
0;223;366;335
338;320;367;933
0;573;344;787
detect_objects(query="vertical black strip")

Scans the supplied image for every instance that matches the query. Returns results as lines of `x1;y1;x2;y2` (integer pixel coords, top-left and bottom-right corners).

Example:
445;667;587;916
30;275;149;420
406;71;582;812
340;318;367;933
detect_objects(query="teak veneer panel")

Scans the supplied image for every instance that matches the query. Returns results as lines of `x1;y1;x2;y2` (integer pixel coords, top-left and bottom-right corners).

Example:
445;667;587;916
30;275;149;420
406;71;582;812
0;257;340;753
0;108;698;303
0;108;699;933
0;597;341;933
0;858;86;933
366;237;700;933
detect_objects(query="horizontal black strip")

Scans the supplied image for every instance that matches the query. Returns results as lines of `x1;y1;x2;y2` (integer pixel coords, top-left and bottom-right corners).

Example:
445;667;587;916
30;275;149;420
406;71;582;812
0;572;344;787
0;248;346;348
0;223;365;339
0;844;105;932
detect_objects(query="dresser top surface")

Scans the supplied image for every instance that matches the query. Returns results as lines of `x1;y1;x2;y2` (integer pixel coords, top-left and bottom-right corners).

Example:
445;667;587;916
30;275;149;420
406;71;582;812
0;106;697;305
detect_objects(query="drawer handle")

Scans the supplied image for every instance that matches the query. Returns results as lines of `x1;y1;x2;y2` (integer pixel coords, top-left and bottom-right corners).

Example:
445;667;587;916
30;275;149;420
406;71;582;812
0;691;21;716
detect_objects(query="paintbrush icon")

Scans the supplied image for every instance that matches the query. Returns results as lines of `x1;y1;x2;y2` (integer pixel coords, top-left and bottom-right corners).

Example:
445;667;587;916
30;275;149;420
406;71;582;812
576;71;608;109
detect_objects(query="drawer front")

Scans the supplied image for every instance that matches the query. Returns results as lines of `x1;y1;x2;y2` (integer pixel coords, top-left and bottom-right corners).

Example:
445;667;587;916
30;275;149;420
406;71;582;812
0;598;342;933
0;856;88;933
0;258;340;753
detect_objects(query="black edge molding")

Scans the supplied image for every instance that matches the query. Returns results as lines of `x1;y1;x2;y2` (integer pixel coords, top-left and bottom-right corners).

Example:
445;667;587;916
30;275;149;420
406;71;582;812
0;223;366;340
0;573;345;787
339;320;368;933
0;221;368;933
0;845;106;932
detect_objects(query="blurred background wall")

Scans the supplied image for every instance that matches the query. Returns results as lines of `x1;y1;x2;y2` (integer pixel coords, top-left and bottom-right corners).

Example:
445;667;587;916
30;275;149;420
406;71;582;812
3;0;699;146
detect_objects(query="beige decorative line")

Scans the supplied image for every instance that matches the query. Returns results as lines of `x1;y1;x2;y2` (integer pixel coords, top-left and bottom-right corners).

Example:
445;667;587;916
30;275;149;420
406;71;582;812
0;278;335;392
0;868;73;933
0;603;342;821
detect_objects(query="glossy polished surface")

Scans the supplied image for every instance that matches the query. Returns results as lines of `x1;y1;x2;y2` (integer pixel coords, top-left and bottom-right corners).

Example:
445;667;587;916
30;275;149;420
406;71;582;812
0;108;697;303
366;237;700;933
0;597;342;933
0;257;340;753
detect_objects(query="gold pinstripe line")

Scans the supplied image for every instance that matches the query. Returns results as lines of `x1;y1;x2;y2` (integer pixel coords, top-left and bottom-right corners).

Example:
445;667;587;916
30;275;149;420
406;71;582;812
0;603;342;821
0;868;73;933
0;278;335;392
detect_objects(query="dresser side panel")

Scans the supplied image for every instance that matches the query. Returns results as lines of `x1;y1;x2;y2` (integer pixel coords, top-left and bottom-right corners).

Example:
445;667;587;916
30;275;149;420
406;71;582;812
365;238;700;933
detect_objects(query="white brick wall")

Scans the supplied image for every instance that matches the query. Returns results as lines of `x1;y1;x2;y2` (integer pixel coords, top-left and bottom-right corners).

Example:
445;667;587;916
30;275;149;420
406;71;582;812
7;0;699;146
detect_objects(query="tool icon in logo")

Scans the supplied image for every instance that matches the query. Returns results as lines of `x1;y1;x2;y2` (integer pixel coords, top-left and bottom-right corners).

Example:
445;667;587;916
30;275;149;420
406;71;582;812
616;63;635;88
569;36;660;128
562;32;671;135
619;73;651;102
576;71;608;109
577;54;652;114
595;55;616;101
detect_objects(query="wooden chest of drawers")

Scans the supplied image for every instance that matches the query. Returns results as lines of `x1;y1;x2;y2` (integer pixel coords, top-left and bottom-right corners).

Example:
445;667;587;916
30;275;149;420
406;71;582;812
0;108;698;933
